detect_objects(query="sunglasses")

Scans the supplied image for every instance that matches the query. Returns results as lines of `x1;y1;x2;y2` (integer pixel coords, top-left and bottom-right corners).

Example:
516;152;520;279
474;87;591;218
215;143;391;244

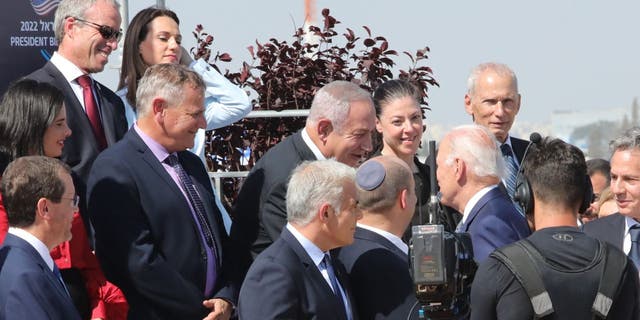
73;17;122;42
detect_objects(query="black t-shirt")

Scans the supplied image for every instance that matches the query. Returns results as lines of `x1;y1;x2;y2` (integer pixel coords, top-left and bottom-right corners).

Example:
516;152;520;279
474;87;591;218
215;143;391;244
470;226;640;320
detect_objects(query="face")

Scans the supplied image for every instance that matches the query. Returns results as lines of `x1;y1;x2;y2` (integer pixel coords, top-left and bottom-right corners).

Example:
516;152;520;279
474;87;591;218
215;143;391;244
610;149;640;219
161;85;206;152
376;96;423;159
48;172;77;243
464;70;520;143
43;105;72;158
326;181;362;248
66;0;122;73
436;137;457;209
139;16;182;65
326;100;376;167
598;199;618;218
590;172;609;197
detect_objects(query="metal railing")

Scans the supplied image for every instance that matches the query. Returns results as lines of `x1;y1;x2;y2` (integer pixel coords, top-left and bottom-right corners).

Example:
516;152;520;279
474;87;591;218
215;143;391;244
208;109;310;198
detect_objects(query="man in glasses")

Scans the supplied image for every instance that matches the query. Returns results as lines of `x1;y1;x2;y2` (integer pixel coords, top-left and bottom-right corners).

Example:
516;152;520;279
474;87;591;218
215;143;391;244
25;0;128;317
0;156;80;319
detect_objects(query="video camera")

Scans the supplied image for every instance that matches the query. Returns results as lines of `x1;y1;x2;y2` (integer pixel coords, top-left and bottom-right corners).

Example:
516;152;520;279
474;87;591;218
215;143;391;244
409;141;477;319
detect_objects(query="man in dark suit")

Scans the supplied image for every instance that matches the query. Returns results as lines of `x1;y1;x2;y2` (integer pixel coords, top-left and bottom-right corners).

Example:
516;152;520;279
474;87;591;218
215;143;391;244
87;64;234;319
238;159;360;319
25;0;128;241
437;125;530;262
584;127;640;271
464;62;529;215
230;81;376;277
337;156;419;319
0;156;80;319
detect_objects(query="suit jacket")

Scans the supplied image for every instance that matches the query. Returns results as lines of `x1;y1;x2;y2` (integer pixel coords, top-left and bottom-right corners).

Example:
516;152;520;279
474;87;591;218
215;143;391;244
337;227;417;320
583;212;626;250
510;136;529;164
457;187;531;262
26;61;128;238
87;129;234;319
238;227;356;320
230;130;316;279
0;234;80;320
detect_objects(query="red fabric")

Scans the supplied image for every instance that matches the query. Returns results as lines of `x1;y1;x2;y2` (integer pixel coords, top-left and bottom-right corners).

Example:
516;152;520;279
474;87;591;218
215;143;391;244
76;75;107;150
51;212;128;319
0;192;7;245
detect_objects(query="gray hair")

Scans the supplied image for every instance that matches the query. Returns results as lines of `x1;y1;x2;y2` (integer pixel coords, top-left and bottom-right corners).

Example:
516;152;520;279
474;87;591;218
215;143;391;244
307;81;373;133
444;124;504;179
356;156;413;212
286;159;356;226
54;0;121;43
136;64;205;118
466;62;518;95
610;127;640;154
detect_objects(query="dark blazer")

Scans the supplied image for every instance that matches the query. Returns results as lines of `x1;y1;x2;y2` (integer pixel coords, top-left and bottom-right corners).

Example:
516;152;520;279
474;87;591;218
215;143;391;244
0;234;80;319
238;227;356;320
583;212;626;250
87;129;234;319
337;227;418;320
230;130;316;278
26;61;127;237
510;136;529;164
456;187;531;262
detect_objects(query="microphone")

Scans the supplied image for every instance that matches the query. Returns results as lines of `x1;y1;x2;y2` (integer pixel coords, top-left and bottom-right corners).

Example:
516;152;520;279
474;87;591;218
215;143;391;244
529;132;542;145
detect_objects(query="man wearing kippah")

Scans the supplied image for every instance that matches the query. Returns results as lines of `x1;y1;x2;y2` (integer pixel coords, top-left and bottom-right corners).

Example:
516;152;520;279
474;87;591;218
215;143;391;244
337;155;419;319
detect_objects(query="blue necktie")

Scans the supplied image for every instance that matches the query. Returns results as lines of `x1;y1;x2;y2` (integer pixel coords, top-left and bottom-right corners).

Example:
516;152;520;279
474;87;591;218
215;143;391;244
52;265;70;297
321;254;351;320
629;225;640;270
501;144;525;217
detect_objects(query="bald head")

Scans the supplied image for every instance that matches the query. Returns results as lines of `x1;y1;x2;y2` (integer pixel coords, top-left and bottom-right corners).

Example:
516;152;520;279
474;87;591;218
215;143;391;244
356;156;415;213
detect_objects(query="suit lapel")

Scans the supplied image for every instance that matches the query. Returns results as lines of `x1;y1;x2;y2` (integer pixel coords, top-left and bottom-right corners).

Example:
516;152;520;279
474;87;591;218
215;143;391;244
94;82;119;145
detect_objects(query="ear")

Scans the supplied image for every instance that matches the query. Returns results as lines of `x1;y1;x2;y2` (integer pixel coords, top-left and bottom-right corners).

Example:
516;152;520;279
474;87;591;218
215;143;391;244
399;189;409;209
375;117;383;134
464;94;474;116
63;16;76;39
152;98;167;116
317;119;334;144
454;158;465;181
36;198;49;221
514;93;522;114
317;203;332;223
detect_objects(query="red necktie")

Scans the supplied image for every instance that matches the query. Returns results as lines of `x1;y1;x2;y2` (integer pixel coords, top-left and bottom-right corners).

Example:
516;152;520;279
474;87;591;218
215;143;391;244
76;75;107;150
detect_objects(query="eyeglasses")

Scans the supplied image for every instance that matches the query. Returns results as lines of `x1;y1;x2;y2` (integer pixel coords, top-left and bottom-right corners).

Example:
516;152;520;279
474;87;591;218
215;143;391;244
61;195;80;208
73;17;122;42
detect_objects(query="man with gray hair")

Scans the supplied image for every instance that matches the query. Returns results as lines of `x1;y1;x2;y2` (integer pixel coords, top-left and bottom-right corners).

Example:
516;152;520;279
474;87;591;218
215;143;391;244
230;80;376;277
238;159;360;319
337;155;419;319
88;64;235;319
26;0;127;247
464;62;529;216
585;127;640;272
437;125;530;262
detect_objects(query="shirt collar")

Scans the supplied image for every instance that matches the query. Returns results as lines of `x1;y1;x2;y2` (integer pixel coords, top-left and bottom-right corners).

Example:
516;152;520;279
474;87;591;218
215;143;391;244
462;185;499;224
134;124;171;163
357;223;408;255
50;52;87;84
8;227;55;271
301;128;326;160
286;223;326;267
624;215;640;236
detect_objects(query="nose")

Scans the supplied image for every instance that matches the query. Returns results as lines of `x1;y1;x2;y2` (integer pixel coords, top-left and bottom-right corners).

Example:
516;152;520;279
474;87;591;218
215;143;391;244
106;37;118;50
403;120;416;133
197;113;207;130
610;177;623;196
65;124;72;138
494;102;506;117
361;131;373;152
168;37;179;50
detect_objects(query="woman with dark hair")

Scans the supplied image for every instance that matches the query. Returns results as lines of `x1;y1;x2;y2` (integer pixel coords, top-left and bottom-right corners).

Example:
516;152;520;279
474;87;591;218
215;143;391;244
372;80;459;238
116;7;252;163
0;79;127;320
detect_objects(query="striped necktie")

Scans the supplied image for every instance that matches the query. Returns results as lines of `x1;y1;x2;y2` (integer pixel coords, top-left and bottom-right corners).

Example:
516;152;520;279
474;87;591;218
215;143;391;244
500;144;525;216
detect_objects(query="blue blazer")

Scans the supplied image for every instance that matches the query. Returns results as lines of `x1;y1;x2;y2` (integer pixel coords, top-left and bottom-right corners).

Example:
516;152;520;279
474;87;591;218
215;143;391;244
337;227;418;319
87;129;235;319
238;227;356;320
0;234;80;319
583;212;626;250
457;187;531;262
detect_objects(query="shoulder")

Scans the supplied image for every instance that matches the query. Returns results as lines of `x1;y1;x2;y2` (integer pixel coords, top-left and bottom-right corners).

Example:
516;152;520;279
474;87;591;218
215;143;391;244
583;213;624;232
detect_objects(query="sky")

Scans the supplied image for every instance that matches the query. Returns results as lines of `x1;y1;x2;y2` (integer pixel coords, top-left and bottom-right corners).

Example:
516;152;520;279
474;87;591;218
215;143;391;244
97;0;640;130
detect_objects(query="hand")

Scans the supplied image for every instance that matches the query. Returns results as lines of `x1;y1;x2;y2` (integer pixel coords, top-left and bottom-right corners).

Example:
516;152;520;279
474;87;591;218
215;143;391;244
180;46;194;66
202;298;232;320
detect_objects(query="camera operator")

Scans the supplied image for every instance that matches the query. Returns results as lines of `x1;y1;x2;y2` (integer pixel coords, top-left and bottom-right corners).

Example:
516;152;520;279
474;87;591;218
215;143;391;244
470;137;639;319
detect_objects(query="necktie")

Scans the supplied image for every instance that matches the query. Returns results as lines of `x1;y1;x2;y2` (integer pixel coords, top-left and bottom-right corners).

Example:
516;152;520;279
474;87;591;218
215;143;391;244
321;254;350;320
629;225;640;270
76;75;107;150
500;144;524;216
52;265;70;297
165;154;218;295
